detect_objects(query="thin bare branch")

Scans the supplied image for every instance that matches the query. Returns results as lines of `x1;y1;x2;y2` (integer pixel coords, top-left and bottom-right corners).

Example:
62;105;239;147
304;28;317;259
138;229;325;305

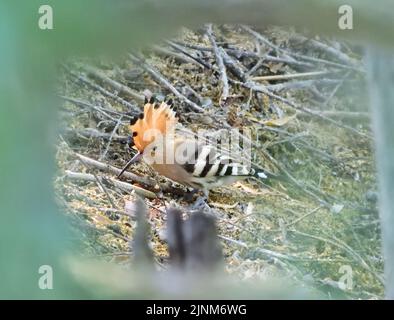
65;170;157;199
206;24;230;104
129;53;205;112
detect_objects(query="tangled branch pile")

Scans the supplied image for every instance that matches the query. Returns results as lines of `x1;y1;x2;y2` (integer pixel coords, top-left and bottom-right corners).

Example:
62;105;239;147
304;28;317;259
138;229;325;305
55;24;382;298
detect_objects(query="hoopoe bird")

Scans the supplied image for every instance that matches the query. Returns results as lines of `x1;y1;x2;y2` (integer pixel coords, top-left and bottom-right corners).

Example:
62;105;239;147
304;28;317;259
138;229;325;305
118;97;274;197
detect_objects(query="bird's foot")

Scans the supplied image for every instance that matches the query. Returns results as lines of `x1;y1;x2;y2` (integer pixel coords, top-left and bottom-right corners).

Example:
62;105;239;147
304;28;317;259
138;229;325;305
183;188;199;203
190;195;209;212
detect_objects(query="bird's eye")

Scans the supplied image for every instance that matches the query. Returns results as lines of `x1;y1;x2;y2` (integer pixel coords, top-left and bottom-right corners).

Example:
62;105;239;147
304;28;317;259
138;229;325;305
150;146;157;157
126;135;134;151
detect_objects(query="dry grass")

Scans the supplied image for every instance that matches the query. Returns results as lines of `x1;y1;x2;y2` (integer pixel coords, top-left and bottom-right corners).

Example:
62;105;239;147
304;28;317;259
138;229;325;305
55;25;382;299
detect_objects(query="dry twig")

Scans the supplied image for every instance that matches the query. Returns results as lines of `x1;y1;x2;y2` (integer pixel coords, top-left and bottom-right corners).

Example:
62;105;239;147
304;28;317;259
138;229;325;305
65;170;156;199
128;53;205;112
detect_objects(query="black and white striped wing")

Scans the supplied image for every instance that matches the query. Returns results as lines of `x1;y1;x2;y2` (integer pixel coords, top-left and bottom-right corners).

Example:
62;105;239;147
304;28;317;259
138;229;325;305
182;145;251;179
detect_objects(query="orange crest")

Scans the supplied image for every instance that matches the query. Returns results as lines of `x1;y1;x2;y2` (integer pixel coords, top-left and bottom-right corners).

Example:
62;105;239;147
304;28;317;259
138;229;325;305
130;98;177;152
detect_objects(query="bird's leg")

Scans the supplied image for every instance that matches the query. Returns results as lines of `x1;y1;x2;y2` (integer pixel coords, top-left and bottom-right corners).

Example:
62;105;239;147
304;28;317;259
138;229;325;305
190;189;210;211
183;188;199;202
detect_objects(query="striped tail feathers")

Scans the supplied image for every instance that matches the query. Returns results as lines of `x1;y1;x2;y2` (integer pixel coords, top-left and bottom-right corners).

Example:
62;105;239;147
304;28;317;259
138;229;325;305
256;171;268;179
250;165;288;183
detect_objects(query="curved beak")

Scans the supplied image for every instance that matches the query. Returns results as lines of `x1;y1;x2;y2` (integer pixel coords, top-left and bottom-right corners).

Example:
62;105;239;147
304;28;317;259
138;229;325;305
117;152;143;178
